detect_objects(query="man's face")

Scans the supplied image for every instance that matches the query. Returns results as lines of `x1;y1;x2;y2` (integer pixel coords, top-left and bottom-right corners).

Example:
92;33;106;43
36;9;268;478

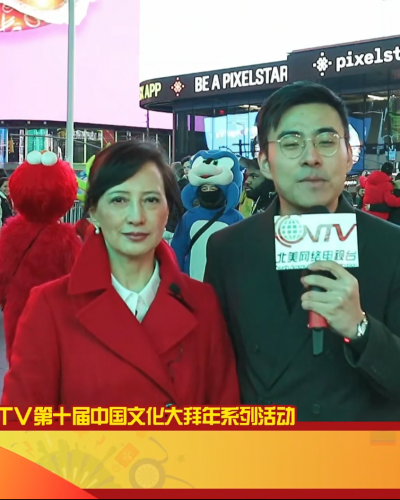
244;167;265;200
183;161;191;176
259;103;353;215
0;181;9;197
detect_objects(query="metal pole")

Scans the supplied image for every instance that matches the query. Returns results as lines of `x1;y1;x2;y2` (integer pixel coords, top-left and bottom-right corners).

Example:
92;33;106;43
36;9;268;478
66;0;75;165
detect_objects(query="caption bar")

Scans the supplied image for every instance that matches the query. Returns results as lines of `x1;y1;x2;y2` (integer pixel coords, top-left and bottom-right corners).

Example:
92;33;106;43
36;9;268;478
0;406;297;428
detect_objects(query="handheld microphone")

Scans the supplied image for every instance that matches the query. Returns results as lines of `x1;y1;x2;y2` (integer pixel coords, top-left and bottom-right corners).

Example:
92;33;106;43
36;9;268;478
275;204;359;356
169;283;194;312
305;206;330;356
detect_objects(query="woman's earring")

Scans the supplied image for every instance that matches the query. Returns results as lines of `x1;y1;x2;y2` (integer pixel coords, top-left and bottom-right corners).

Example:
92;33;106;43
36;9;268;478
94;225;101;234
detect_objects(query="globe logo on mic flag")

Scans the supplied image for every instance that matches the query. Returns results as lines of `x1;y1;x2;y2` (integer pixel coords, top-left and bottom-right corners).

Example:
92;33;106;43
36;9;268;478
275;216;305;248
275;213;359;271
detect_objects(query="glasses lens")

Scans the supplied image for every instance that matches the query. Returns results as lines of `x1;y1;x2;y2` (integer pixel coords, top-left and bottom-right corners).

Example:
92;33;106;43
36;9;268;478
316;132;339;156
280;135;304;158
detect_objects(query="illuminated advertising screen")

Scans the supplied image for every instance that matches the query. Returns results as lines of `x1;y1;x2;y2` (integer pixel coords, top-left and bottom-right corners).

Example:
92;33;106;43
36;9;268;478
140;0;400;81
0;0;171;129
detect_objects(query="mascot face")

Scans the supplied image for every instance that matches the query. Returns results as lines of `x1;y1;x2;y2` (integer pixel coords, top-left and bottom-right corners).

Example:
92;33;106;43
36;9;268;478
181;150;243;213
9;150;77;223
189;152;236;187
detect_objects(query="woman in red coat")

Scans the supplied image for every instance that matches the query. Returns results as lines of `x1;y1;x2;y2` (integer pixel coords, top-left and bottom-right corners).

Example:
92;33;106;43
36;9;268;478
2;141;240;409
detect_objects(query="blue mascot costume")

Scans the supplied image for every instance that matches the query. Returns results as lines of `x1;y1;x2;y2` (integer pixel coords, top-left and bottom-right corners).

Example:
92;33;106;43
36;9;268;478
171;150;244;281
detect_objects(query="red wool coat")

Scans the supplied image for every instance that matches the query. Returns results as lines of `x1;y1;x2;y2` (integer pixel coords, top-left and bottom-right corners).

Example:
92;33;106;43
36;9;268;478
2;233;240;408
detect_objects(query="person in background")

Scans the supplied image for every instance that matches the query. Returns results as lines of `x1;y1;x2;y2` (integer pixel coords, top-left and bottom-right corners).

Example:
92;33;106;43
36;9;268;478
0;177;13;224
365;173;400;226
181;156;192;178
354;171;369;209
238;189;254;218
164;162;187;242
355;184;365;210
359;170;369;189
205;81;400;421
240;157;276;215
0;171;5;227
2;140;239;408
172;162;189;192
362;162;400;220
342;188;354;206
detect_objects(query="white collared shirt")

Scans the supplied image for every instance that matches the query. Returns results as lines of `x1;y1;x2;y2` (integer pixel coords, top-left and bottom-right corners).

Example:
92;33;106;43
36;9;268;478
0;191;7;200
111;261;161;323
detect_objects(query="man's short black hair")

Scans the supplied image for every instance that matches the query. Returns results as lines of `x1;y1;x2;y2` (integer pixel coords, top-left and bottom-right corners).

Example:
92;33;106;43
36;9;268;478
239;157;260;171
382;162;395;176
181;155;192;165
257;81;350;154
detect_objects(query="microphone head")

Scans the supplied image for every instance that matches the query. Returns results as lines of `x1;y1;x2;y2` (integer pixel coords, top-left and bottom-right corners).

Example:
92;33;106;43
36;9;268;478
305;205;330;214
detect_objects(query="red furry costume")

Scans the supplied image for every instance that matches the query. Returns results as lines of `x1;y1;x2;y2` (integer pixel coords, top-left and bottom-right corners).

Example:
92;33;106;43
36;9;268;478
0;151;82;363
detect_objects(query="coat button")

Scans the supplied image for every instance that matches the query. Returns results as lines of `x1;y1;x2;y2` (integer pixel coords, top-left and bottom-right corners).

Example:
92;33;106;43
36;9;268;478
312;404;321;415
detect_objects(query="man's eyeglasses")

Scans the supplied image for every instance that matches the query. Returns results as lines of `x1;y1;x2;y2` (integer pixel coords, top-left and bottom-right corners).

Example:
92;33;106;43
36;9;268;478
269;132;345;159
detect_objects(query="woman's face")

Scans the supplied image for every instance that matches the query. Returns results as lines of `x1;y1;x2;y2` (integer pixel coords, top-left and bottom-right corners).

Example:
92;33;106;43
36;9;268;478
0;182;9;197
91;162;169;260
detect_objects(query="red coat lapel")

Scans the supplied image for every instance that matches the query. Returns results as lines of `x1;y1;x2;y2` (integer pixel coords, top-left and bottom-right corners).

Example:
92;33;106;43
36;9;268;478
75;287;177;402
68;234;198;403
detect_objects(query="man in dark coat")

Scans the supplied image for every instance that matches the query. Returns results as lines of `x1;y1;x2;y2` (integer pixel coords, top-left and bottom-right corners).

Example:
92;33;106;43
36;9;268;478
205;81;400;421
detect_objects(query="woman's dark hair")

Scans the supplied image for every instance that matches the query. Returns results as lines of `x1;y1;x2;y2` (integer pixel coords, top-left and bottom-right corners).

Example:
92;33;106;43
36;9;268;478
84;141;182;218
257;81;350;155
0;177;8;189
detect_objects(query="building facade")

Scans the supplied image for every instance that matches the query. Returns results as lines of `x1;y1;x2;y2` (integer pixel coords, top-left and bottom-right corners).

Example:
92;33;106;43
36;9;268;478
139;35;400;174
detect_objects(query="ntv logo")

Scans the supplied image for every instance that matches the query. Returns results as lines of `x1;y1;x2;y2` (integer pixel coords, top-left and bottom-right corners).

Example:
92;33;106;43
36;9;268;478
313;46;400;77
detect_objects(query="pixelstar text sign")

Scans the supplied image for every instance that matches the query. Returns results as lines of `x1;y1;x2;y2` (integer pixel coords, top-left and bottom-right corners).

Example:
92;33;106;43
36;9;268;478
274;213;359;271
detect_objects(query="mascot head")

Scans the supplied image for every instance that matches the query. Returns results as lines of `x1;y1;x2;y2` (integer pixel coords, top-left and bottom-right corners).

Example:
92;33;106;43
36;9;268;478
9;151;77;223
182;150;243;212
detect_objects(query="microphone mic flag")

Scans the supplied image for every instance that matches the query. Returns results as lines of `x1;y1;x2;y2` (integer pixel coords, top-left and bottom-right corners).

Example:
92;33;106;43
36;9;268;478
305;206;330;356
274;203;360;355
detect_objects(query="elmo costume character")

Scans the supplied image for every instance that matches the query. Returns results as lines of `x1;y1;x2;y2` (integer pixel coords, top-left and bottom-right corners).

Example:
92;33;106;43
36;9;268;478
0;150;82;363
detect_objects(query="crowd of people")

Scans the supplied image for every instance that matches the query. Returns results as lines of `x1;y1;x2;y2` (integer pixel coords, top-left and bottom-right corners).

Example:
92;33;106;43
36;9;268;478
0;81;400;421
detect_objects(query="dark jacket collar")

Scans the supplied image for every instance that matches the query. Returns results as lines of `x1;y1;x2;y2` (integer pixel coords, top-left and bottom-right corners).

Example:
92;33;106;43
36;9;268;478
270;194;356;217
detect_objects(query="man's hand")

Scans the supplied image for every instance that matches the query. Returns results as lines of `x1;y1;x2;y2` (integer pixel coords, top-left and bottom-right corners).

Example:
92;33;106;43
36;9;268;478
365;204;371;211
301;261;364;340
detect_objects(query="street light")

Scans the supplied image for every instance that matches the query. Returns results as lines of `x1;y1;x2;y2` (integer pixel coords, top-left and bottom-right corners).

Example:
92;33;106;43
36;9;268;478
66;0;75;165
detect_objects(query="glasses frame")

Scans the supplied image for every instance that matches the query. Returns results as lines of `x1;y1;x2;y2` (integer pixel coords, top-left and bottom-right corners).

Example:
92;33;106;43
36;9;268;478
269;132;346;159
